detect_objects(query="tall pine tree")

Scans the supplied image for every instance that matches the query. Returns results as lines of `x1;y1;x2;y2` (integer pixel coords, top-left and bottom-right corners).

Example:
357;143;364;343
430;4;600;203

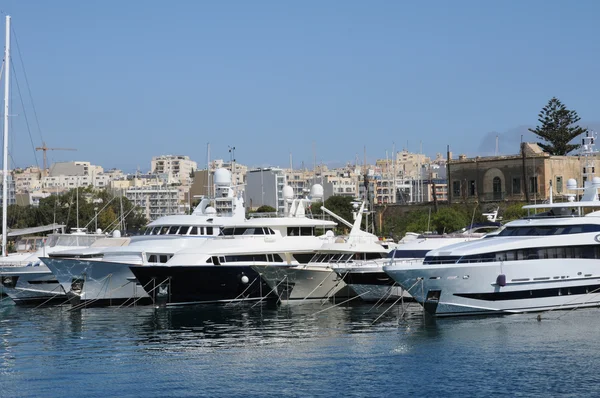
528;97;587;155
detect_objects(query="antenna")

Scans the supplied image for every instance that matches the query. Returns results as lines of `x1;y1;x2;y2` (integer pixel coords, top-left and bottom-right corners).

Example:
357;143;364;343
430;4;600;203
228;145;236;185
495;135;499;156
206;143;211;197
313;142;316;185
582;130;597;187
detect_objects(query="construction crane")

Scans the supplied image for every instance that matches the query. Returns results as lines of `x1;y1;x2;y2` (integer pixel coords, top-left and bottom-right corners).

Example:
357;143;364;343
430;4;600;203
35;142;77;177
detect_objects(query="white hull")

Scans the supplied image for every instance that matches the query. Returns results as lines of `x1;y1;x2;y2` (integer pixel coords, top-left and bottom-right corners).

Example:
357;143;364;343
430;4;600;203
385;258;600;316
42;258;149;306
252;265;353;302
0;265;66;305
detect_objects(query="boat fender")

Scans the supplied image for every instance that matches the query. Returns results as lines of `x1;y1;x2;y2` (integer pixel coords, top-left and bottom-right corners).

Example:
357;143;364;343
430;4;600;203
496;274;506;287
241;275;249;284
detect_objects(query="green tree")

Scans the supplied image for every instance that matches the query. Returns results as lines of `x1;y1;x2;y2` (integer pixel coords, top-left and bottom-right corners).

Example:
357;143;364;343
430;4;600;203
255;205;276;213
528;97;587;155
502;202;527;221
431;207;469;234
311;196;356;233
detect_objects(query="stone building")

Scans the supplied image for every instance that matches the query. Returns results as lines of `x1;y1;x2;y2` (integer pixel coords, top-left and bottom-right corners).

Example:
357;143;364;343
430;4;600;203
448;143;589;203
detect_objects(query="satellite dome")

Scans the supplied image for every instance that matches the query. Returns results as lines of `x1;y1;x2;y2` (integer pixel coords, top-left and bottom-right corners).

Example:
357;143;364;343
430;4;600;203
112;230;121;238
282;185;294;201
205;206;217;215
310;184;324;200
214;168;231;186
567;178;577;190
593;177;600;185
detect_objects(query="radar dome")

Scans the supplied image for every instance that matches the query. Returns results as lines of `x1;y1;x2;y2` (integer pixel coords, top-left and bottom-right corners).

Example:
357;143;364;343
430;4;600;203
593;177;600;185
205;206;217;216
309;184;324;200
567;178;577;190
214;168;231;186
282;185;294;201
112;230;121;238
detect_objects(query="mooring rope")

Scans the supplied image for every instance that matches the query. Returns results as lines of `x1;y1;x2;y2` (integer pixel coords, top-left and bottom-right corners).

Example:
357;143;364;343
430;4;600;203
225;277;259;307
250;275;288;309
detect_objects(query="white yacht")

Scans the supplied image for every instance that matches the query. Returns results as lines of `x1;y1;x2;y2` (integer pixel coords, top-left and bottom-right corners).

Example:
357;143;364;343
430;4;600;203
41;168;246;307
337;216;502;302
0;230;126;305
384;174;600;317
128;186;337;306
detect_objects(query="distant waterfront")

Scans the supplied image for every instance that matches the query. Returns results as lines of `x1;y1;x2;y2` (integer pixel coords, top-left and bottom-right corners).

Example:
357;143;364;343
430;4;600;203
2;301;600;397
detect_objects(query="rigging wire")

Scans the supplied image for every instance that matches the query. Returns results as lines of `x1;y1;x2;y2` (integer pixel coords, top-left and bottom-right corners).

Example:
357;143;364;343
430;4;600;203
11;58;39;169
12;28;44;148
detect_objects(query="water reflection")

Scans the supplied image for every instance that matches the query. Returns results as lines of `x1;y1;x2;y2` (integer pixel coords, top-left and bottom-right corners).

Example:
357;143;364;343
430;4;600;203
55;301;418;353
5;300;600;397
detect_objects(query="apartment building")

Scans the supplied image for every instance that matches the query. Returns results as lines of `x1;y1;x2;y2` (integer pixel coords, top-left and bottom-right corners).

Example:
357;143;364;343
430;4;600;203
125;185;185;221
244;168;286;211
151;155;197;185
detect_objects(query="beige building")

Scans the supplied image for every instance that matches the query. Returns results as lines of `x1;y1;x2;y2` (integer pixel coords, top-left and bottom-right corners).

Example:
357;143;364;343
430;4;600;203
14;166;42;193
152;155;198;185
376;150;431;178
42;161;105;189
448;143;587;203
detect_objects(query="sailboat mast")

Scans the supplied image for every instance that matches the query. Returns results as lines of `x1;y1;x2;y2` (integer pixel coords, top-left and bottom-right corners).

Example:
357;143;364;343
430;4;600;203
2;15;11;257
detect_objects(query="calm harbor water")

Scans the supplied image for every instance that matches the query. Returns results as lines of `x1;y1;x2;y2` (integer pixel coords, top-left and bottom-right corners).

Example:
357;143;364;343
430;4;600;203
1;298;600;397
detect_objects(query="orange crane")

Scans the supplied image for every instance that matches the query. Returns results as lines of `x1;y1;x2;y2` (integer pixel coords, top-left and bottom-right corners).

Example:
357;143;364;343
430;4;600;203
35;142;77;176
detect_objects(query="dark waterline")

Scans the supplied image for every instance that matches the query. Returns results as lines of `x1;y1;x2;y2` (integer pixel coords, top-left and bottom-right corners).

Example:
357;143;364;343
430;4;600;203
2;299;600;397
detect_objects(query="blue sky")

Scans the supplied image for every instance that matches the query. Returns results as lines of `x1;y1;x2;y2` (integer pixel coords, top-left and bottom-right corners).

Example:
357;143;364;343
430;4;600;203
2;0;599;172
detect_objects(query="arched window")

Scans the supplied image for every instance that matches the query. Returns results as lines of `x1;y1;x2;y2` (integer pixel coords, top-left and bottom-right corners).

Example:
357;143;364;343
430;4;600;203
493;177;502;200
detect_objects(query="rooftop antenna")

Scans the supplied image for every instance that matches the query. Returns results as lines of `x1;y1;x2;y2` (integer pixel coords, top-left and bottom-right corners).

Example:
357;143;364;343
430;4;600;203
313;142;316;185
582;130;597;187
495;135;499;156
228;145;236;185
206;143;211;198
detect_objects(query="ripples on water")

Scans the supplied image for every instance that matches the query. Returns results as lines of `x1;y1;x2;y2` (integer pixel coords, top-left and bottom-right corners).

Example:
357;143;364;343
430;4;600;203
2;298;600;397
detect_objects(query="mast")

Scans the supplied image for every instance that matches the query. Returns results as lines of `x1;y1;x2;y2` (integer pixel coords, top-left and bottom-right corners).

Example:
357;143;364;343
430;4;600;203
2;15;11;257
76;181;79;230
206;142;211;198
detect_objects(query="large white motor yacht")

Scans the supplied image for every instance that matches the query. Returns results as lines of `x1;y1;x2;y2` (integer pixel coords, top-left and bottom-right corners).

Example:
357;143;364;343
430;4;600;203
384;176;600;317
41;168;246;307
129;185;337;306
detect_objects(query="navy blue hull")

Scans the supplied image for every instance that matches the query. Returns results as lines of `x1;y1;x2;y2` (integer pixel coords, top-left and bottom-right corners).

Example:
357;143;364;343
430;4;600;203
129;265;276;305
343;271;396;286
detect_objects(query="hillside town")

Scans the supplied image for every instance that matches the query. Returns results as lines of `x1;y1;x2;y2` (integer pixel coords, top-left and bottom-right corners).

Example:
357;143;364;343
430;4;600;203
0;139;594;223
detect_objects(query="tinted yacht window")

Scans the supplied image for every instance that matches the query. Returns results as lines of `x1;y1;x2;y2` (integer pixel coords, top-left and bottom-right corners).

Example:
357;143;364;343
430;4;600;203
179;226;190;235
